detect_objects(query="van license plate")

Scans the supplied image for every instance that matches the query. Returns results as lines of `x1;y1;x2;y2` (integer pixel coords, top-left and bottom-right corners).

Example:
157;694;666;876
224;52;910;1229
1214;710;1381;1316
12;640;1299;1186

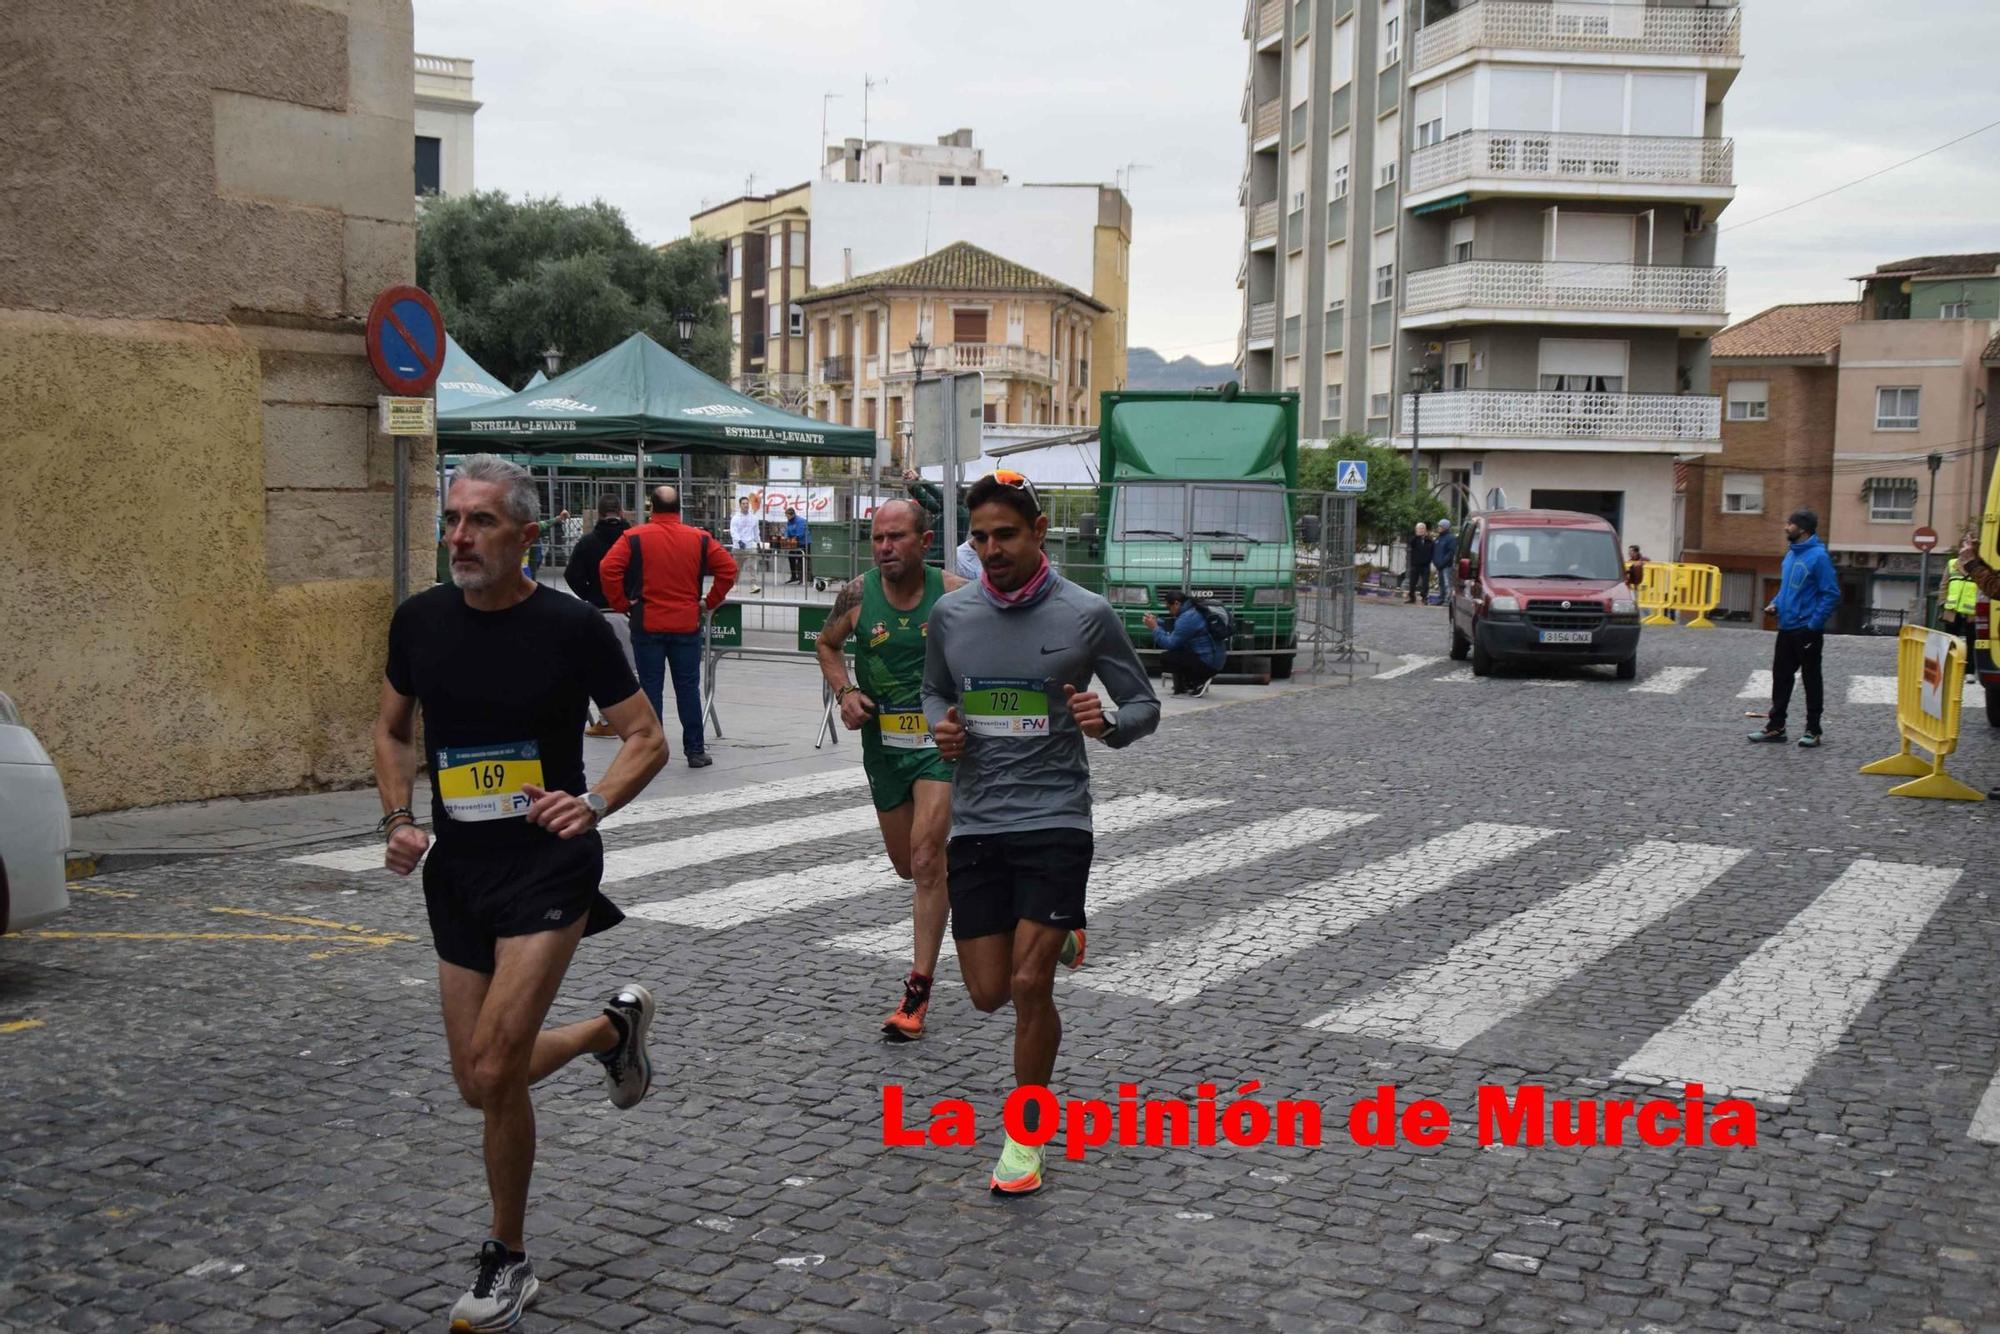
1538;630;1592;644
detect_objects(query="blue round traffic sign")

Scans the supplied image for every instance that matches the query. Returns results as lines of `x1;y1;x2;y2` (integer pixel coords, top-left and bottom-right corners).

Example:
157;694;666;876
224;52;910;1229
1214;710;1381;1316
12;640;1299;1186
365;285;446;395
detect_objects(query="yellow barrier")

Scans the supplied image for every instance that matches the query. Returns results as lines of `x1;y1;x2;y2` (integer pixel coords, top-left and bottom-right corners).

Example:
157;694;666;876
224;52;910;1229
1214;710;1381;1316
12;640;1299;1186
1857;626;1986;801
1635;561;1722;629
1982;450;1999;568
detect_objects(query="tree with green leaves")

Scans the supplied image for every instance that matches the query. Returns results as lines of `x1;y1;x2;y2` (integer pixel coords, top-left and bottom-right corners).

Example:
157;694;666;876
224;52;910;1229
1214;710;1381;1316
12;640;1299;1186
416;191;728;389
1301;434;1449;549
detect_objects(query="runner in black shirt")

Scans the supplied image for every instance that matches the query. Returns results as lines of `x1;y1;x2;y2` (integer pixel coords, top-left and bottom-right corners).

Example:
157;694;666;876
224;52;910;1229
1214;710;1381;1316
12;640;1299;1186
373;454;668;1332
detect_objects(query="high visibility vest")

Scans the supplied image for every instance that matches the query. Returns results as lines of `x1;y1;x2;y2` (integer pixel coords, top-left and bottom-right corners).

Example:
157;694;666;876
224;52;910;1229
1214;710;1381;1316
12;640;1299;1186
1943;566;1979;617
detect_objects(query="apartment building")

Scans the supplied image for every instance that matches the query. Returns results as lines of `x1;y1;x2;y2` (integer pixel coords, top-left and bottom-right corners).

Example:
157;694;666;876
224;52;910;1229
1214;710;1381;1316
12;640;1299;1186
1824;254;2000;620
1684;302;1854;624
1238;0;1742;560
797;242;1105;466
688;183;814;408
690;131;1131;420
414;53;478;197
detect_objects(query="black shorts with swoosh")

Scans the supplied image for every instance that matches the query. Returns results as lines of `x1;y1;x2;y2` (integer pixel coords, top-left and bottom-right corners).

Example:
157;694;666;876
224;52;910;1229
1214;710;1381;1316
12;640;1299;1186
946;829;1092;940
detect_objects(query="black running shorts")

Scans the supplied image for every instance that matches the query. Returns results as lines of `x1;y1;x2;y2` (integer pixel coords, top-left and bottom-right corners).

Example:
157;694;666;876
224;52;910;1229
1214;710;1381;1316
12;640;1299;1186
946;828;1093;941
421;831;623;974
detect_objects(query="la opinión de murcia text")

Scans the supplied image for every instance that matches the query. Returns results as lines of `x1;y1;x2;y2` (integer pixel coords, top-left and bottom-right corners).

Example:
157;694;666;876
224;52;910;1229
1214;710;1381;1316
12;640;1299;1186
882;1082;1760;1161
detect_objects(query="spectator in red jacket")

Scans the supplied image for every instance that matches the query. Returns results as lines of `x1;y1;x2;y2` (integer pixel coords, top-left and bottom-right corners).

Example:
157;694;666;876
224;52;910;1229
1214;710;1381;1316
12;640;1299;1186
600;486;738;768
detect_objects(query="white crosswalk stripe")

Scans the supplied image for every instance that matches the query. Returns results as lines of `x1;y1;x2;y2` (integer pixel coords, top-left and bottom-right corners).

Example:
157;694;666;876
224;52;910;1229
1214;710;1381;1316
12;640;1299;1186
1372;654;1445;681
822;807;1378;958
286;767;867;874
601;804;883;886
1308;840;1747;1050
1969;1071;2000;1146
1738;669;1772;700
1630;666;1707;695
1437;667;1477;684
1073;823;1559;1006
1614;859;1962;1101
627;793;1226;930
1846;674;1983;707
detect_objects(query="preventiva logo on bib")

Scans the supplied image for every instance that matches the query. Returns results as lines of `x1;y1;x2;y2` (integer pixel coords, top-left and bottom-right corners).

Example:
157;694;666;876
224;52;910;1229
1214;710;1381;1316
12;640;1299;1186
960;677;1051;737
435;741;544;821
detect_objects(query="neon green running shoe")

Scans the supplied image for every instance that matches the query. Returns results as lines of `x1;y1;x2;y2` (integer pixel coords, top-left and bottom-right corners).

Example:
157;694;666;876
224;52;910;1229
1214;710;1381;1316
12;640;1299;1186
989;1134;1044;1196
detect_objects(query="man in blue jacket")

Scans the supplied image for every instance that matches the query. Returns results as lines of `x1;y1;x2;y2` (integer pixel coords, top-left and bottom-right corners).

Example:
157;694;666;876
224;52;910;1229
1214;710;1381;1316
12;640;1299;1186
1144;590;1226;697
1432;520;1459;605
1750;508;1842;748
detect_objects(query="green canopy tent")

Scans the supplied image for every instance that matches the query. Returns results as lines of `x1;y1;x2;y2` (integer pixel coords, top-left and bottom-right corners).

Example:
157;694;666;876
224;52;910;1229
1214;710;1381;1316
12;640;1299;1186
434;334;516;414
521;369;548;390
437;331;874;460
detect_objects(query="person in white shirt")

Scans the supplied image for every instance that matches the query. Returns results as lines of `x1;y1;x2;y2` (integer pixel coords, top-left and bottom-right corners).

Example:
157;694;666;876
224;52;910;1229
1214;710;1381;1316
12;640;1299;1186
728;496;764;594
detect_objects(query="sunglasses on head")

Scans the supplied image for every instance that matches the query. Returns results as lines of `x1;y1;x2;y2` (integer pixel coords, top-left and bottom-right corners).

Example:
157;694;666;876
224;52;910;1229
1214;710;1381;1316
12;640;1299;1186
983;469;1041;509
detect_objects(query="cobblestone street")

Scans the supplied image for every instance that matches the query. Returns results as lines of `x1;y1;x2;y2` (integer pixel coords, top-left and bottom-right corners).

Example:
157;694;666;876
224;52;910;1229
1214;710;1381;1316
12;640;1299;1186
5;604;1999;1332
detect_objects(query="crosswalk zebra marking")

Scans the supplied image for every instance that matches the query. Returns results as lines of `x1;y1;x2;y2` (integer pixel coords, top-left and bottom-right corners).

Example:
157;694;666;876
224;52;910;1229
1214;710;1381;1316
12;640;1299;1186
1372;655;1446;681
1072;823;1559;1006
1969;1071;2000;1146
1631;666;1707;695
1738;670;1772;700
1847;674;1983;707
1438;667;1477;684
822;807;1378;958
600;804;885;886
628;793;1226;930
1308;840;1747;1051
286;767;868;874
1614;859;1961;1102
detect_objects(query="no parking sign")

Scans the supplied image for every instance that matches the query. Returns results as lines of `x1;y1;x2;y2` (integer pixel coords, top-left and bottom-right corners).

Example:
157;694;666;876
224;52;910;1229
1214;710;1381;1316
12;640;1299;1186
365;285;445;395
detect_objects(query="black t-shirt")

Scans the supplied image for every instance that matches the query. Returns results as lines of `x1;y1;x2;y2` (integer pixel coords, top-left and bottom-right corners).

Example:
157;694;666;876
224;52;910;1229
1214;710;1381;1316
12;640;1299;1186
386;584;641;848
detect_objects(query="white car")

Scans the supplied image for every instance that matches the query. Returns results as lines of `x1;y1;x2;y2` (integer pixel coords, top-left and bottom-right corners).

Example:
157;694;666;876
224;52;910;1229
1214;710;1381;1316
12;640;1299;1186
0;691;71;933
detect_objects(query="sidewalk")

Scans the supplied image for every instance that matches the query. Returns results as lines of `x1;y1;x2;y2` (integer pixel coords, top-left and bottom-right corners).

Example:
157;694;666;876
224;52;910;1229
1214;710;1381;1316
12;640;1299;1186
70;637;1353;868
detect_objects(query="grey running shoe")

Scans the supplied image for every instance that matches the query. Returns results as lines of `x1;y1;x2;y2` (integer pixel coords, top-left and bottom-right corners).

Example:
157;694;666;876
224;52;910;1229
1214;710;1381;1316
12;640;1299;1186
449;1241;538;1332
596;983;655;1110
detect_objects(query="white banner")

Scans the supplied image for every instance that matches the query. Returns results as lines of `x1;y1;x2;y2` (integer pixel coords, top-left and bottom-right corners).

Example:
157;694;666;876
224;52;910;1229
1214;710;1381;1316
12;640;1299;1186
1919;629;1954;719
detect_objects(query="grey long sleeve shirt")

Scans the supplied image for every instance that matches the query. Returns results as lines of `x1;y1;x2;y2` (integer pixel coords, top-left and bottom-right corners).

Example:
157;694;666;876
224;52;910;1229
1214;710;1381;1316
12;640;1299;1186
922;575;1160;838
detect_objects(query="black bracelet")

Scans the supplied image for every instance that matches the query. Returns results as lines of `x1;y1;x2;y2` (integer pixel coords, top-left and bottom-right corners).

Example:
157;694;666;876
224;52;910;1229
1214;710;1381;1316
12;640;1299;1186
376;806;414;833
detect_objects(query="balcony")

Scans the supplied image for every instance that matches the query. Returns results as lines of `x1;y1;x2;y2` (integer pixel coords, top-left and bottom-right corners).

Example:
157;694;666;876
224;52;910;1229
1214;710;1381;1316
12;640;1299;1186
1247;302;1277;346
1252;98;1281;146
1413;1;1743;78
1406;130;1734;208
1255;0;1284;47
820;355;852;383
885;343;1052;380
1249;199;1280;248
1402;260;1728;329
1398;389;1721;449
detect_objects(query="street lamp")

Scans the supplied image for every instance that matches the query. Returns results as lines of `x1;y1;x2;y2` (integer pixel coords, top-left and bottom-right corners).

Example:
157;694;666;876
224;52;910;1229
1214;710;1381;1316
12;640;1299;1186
674;309;696;358
1920;449;1944;622
1407;362;1436;503
909;333;931;382
540;345;563;377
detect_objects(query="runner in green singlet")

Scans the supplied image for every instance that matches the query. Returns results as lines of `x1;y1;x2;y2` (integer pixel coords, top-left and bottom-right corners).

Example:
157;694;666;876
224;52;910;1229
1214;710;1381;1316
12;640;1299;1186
816;499;968;1039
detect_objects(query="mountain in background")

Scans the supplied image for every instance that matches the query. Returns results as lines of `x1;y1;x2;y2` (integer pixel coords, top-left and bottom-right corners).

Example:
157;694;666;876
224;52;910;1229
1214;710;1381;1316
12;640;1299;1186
1125;346;1236;391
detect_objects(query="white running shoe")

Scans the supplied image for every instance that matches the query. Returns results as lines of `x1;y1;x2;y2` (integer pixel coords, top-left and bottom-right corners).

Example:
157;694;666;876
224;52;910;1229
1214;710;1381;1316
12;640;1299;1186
449;1241;538;1332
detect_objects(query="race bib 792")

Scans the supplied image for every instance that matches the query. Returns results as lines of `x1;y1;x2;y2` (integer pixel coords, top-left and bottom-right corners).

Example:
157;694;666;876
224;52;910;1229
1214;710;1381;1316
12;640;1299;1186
961;676;1051;737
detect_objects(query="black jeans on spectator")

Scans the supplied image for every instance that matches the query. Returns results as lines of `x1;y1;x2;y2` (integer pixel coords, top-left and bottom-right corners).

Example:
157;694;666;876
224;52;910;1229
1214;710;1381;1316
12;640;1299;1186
1161;647;1217;694
1408;563;1431;603
1768;628;1824;735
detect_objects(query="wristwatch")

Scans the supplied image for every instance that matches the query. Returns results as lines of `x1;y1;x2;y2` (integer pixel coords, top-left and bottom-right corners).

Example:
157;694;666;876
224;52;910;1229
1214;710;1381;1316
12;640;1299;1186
582;791;609;825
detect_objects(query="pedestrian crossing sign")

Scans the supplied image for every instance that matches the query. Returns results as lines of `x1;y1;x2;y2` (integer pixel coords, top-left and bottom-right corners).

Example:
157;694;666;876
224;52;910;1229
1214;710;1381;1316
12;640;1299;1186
1336;459;1368;493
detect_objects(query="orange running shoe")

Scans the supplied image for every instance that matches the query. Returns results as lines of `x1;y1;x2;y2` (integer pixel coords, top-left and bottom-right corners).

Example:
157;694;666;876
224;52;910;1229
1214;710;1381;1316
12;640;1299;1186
881;974;930;1042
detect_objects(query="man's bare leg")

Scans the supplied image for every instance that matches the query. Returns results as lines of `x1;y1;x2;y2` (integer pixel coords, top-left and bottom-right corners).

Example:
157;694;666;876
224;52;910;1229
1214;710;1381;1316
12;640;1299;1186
1009;920;1068;1095
907;780;953;978
449;921;587;1252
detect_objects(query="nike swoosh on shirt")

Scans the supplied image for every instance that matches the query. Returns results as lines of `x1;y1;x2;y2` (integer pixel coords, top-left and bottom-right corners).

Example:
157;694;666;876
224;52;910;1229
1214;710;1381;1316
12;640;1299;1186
1039;646;1063;654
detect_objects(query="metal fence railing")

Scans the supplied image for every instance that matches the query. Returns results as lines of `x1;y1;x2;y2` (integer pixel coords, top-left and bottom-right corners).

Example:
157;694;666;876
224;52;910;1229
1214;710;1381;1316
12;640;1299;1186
536;477;1359;682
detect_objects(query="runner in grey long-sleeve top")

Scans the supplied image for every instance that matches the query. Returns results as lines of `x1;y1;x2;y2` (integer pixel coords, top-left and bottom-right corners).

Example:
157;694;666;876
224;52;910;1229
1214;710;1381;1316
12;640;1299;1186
922;469;1159;1197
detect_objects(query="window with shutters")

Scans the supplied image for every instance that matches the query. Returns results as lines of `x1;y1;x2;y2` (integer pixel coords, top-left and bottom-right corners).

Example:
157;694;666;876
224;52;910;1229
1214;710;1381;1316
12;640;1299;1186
1726;381;1769;422
1868;478;1918;521
1721;473;1764;514
952;308;988;344
1537;338;1627;393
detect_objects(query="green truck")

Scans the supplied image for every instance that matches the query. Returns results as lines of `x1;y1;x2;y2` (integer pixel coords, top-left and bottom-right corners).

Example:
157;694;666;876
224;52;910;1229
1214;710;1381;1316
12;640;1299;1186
1090;387;1302;679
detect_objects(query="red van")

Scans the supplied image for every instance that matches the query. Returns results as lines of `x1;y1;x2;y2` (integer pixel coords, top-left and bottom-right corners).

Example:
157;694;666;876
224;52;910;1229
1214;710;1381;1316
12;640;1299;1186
1447;509;1643;678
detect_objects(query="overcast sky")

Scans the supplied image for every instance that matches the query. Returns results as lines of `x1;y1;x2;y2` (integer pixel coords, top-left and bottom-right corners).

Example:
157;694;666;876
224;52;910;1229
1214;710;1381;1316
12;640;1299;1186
416;0;2000;362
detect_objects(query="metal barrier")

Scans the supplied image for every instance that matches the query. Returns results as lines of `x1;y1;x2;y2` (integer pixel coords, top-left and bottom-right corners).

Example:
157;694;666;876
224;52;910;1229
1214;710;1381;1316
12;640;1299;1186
1637;561;1722;628
699;599;844;749
1857;627;1985;801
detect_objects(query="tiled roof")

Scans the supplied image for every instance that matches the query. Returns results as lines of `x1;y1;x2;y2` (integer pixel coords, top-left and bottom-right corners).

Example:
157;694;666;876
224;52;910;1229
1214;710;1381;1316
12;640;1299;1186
1984;332;2000;364
799;241;1106;309
1865;252;2000;278
1711;302;1859;360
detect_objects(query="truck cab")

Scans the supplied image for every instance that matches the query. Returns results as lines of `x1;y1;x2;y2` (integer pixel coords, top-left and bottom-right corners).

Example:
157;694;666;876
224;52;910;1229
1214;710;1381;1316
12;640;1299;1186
1093;389;1301;678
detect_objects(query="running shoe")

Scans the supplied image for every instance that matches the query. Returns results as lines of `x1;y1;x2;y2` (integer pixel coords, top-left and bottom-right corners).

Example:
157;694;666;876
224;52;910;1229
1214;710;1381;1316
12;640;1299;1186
1059;929;1086;969
1797;732;1823;749
881;974;931;1042
1189;679;1212;698
989;1134;1044;1196
1746;728;1787;743
595;983;654;1110
449;1241;538;1332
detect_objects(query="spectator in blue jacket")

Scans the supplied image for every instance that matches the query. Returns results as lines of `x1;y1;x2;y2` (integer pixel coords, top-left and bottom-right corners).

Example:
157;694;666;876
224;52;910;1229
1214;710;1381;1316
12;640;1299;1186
1432;520;1459;604
1750;508;1842;748
1145;590;1226;697
781;507;810;584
